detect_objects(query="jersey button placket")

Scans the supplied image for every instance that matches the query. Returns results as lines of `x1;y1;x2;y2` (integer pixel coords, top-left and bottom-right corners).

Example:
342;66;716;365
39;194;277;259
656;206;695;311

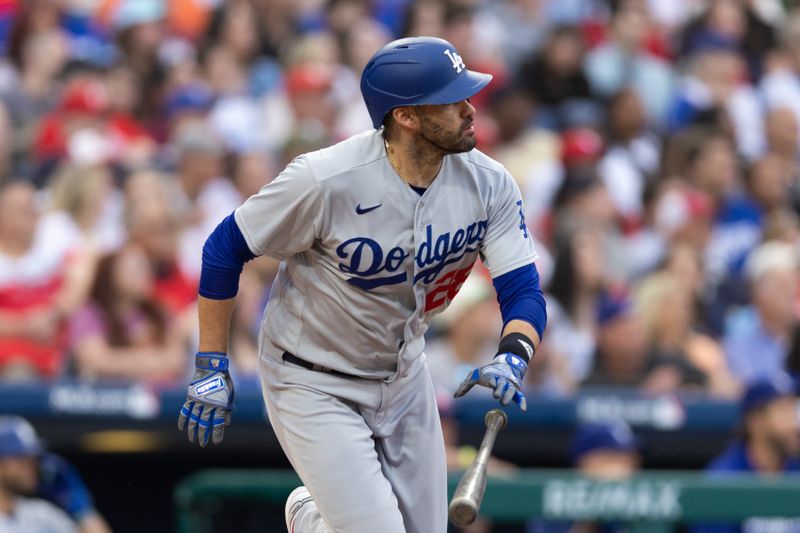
411;203;427;322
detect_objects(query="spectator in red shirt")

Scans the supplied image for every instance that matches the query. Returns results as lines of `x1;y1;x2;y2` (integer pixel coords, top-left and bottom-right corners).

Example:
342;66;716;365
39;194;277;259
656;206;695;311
0;181;87;379
69;243;190;383
124;170;196;315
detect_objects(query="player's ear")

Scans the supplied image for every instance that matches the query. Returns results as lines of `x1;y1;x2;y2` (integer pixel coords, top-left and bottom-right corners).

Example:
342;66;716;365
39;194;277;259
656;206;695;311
391;106;419;132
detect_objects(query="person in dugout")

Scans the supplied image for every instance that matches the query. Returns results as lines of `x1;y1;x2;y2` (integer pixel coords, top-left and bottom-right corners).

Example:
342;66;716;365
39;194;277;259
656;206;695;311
0;416;110;533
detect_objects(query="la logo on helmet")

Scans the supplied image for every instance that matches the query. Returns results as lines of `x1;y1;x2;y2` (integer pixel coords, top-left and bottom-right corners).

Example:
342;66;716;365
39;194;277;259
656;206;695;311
443;49;465;73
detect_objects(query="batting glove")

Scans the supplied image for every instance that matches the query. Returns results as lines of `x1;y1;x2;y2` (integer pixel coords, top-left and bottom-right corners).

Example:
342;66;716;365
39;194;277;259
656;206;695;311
453;353;528;411
178;352;234;447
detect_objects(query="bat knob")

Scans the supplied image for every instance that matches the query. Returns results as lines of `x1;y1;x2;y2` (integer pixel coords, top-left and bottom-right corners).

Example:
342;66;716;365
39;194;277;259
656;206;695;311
448;496;478;527
485;409;508;431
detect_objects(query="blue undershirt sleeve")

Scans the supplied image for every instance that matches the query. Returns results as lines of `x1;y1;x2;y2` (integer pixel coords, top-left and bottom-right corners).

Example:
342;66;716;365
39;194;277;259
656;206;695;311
199;213;257;299
491;263;547;341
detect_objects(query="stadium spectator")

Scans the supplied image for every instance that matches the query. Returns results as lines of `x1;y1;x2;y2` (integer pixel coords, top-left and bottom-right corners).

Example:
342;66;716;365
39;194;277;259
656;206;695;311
679;0;777;80
762;107;798;163
400;0;445;40
124;169;197;315
171;122;242;279
553;167;628;281
670;38;764;160
474;0;552;69
201;0;271;73
0;181;88;379
570;420;640;480
634;271;739;397
0;416;76;533
101;64;157;168
724;241;799;385
528;420;640;532
691;378;800;533
584;0;675;126
761;208;800;245
69;244;189;383
685;133;762;296
597;87;661;222
488;85;561;231
746;153;793;217
516;25;593;130
231;149;276;199
0;416;110;533
47;163;126;254
543;226;609;393
0;2;69;165
203;42;267;153
111;0;168;125
582;290;650;389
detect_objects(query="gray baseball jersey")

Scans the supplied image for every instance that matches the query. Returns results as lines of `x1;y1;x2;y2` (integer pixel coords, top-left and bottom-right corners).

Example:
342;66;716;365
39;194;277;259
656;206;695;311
235;129;538;379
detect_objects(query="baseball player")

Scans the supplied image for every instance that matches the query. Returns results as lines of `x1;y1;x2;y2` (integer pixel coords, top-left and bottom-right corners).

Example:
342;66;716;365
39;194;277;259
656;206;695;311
178;36;547;533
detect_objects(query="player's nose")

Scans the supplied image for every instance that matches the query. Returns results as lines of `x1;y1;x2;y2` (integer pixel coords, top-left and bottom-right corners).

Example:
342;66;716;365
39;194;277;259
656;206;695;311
460;99;476;117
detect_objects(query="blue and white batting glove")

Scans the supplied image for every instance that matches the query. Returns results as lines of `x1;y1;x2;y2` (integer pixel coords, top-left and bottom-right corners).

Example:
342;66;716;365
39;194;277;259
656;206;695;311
177;352;235;447
453;353;528;411
453;332;534;411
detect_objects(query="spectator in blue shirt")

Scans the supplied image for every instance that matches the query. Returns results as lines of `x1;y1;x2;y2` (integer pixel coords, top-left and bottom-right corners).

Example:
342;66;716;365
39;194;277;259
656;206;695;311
724;241;798;385
528;421;640;533
692;378;800;533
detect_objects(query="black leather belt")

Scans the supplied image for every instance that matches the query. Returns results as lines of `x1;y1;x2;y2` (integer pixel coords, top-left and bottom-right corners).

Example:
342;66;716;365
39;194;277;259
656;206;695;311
282;352;355;378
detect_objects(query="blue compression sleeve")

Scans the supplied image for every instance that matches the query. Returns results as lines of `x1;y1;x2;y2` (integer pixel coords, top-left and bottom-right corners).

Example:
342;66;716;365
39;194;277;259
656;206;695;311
492;263;547;340
199;213;257;299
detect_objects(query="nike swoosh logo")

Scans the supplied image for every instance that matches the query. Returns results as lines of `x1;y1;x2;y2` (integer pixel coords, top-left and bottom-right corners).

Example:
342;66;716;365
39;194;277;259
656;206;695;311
355;203;381;215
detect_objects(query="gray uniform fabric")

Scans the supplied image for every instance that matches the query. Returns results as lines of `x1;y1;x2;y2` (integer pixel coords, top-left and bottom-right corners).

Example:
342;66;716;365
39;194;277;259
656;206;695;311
236;129;537;531
262;344;446;533
236;129;537;379
0;498;77;533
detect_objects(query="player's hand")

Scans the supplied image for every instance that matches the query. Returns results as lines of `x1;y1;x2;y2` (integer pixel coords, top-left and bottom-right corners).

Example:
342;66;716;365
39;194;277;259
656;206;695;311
453;353;528;411
178;352;235;447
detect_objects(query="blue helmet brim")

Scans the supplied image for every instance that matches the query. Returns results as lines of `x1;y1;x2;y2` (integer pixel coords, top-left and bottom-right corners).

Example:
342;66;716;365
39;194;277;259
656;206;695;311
375;69;492;127
420;69;492;106
0;441;42;458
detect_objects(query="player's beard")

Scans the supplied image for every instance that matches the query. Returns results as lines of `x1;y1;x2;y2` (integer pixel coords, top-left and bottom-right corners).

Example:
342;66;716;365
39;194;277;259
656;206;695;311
0;475;37;497
767;431;797;463
415;112;476;155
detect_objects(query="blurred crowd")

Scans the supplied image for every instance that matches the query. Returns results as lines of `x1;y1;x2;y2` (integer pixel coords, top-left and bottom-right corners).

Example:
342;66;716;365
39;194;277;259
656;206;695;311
1;0;800;401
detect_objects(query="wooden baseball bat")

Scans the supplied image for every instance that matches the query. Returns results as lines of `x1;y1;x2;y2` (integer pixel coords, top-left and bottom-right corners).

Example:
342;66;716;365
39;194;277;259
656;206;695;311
448;409;508;527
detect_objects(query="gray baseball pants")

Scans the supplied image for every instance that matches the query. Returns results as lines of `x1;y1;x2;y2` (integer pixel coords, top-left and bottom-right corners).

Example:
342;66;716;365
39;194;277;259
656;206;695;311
259;346;448;533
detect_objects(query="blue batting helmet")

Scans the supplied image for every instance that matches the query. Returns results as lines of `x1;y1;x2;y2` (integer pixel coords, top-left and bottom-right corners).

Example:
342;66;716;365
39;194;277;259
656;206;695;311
360;37;493;129
0;416;43;458
741;376;796;417
570;421;638;464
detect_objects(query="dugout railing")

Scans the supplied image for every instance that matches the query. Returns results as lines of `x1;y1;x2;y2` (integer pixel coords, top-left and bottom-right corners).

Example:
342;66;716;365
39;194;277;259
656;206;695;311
174;469;800;532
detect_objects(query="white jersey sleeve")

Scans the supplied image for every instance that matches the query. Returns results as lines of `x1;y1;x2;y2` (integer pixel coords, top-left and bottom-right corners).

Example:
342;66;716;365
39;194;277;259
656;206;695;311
479;171;538;278
0;498;78;533
234;156;323;260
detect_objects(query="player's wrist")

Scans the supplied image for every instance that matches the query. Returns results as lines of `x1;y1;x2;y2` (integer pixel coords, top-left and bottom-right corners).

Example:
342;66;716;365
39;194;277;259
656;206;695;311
496;332;535;364
195;352;230;371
